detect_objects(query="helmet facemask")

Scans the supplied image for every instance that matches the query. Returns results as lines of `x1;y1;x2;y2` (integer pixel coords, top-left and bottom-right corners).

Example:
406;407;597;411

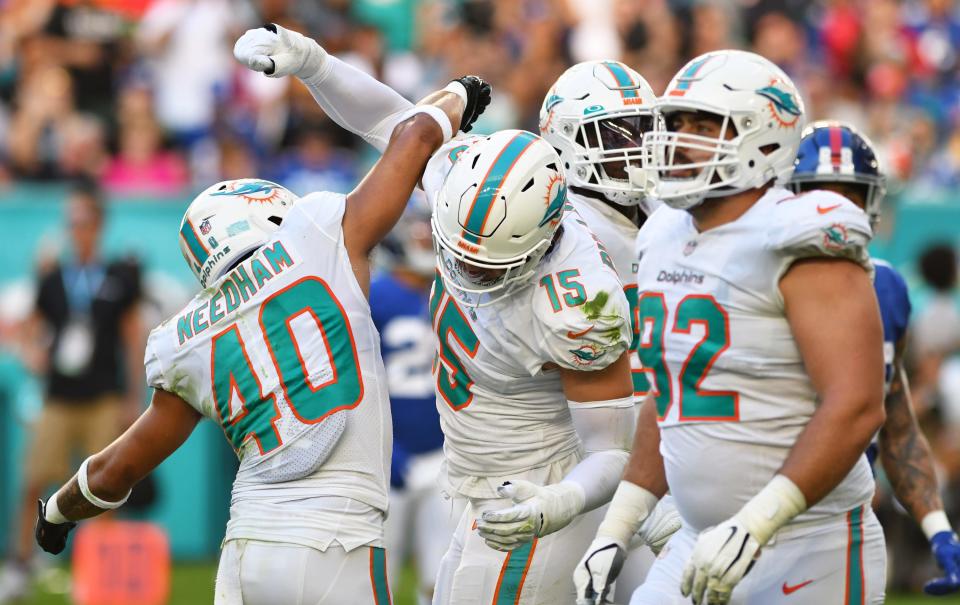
644;108;750;210
568;109;654;206
432;213;554;308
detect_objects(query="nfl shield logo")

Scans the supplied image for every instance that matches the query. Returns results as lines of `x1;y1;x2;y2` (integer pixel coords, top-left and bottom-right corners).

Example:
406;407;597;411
200;219;212;235
683;240;698;256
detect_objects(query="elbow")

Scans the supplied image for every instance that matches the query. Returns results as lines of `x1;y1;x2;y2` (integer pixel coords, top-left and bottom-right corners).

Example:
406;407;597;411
849;393;886;446
391;113;444;150
87;453;137;501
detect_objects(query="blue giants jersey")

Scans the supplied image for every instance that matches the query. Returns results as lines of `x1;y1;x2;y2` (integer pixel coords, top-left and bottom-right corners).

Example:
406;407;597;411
369;272;444;472
874;259;912;390
866;258;912;467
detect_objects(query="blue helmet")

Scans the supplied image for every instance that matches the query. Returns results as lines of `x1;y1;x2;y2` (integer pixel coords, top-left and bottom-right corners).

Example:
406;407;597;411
789;121;886;227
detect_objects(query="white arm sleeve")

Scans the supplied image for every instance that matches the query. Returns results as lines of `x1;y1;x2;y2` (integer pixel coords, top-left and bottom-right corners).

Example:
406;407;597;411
563;398;637;512
301;55;414;152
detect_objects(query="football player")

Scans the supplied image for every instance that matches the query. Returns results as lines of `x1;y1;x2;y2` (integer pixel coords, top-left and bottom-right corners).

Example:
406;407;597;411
371;195;457;604
234;24;639;604
33;67;487;605
538;60;680;598
575;50;887;605
790;121;960;596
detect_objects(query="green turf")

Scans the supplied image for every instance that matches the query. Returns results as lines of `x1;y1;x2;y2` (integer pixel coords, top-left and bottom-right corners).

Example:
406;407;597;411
15;562;960;604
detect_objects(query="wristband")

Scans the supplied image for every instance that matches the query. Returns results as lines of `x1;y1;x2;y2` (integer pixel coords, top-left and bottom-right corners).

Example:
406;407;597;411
734;474;806;545
397;105;454;144
44;494;69;524
442;81;469;105
922;510;953;541
78;457;131;510
597;480;660;547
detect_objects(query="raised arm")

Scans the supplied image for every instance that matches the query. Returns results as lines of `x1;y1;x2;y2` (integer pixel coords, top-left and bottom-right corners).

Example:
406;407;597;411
340;77;489;293
234;24;488;152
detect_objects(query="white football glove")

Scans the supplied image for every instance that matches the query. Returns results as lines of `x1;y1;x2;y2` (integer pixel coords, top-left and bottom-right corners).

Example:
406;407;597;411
636;495;681;555
573;536;626;605
233;24;327;79
680;517;760;605
476;479;584;552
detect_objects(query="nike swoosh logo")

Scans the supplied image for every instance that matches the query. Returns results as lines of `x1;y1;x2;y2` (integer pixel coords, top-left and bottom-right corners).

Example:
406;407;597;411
782;580;813;595
817;204;841;215
567;326;594;339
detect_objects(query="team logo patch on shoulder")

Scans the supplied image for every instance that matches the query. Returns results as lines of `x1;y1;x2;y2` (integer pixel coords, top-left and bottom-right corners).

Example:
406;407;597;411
570;343;606;367
821;223;849;251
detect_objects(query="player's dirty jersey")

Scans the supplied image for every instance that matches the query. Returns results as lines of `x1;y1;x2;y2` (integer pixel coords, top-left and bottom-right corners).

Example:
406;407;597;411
423;138;631;499
570;193;648;399
144;192;390;551
634;186;875;532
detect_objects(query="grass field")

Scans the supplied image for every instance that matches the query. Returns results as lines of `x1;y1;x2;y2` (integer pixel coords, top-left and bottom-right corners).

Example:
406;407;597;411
14;562;960;605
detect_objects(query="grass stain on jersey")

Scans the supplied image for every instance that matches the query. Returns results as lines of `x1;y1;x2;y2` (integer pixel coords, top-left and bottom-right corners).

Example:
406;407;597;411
580;290;627;345
582;291;609;320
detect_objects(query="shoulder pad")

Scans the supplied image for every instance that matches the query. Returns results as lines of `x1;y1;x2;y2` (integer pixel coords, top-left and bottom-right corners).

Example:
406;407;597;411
636;204;680;259
290;191;347;238
530;266;630;372
767;190;872;271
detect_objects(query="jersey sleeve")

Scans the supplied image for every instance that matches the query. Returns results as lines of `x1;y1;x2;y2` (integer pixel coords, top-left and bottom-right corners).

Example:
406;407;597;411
528;269;631;374
144;326;170;393
421;134;482;203
287;191;348;243
874;261;912;342
767;190;873;273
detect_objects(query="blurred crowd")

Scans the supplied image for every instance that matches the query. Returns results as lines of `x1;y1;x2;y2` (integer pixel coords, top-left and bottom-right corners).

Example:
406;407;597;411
3;0;960;595
2;0;960;197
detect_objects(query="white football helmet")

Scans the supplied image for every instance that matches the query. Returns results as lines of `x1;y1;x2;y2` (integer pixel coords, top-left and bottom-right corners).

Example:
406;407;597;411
539;60;657;213
643;50;806;209
179;178;298;287
432;130;566;306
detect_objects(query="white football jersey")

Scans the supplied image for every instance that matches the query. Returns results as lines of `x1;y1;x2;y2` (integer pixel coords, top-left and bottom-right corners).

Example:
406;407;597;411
423;139;632;498
145;192;390;551
634;186;875;532
570;193;648;399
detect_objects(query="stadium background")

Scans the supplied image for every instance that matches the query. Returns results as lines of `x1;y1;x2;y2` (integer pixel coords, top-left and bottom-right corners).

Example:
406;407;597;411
1;0;960;603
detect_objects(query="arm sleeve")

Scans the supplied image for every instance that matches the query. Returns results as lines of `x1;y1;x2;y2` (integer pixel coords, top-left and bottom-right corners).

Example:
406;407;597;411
561;399;637;512
301;55;414;153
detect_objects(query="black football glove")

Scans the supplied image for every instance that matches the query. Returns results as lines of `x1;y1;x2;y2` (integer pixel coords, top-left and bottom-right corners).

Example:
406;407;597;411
451;75;492;133
35;499;76;555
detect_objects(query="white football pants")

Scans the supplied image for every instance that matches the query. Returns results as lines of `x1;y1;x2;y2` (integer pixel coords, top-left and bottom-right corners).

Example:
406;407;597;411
215;539;391;605
432;496;605;605
631;504;886;605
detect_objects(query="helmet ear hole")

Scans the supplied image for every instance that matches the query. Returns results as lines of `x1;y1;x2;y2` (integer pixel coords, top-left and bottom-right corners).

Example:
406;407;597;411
760;143;780;156
267;215;283;226
521;178;535;192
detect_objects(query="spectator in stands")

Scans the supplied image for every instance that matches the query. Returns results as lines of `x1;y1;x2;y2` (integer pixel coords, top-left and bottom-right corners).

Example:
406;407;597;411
101;115;188;196
267;121;357;196
0;182;144;602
